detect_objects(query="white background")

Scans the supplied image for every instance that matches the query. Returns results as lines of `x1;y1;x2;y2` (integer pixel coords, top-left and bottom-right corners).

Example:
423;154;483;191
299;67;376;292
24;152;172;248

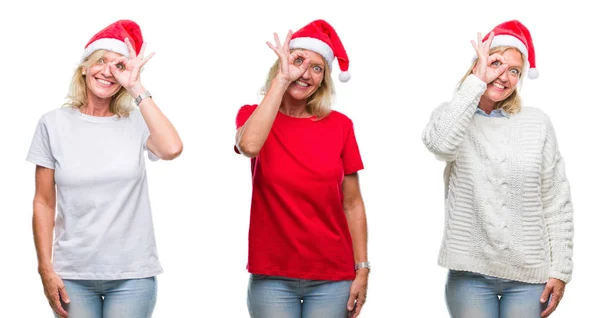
1;0;597;317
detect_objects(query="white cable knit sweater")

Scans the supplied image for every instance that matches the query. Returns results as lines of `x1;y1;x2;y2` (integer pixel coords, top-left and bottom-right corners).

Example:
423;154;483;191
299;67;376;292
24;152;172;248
422;74;574;284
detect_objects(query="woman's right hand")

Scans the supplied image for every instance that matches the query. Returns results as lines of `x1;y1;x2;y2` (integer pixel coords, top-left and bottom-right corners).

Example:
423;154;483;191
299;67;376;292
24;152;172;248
40;270;69;317
266;31;311;86
471;31;509;83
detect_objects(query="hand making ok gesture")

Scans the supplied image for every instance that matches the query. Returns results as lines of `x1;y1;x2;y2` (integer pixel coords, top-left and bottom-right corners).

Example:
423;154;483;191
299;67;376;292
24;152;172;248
266;30;312;86
471;31;509;83
109;37;155;97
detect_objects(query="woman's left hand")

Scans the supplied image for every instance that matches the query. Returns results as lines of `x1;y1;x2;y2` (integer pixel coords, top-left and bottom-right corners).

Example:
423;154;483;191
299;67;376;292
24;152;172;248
347;269;368;317
540;278;566;317
109;37;155;96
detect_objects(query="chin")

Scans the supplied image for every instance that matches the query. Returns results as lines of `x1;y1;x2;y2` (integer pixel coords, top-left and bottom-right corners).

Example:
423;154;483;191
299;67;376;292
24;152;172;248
496;94;513;102
287;90;313;101
96;93;117;100
93;88;121;99
485;92;509;103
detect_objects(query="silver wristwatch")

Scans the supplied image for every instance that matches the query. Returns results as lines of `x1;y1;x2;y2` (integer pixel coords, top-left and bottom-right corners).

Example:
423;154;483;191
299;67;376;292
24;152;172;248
134;91;152;106
355;261;370;271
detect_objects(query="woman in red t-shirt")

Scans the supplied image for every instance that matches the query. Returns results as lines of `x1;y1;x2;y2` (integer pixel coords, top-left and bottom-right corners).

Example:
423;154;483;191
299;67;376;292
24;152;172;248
234;20;369;318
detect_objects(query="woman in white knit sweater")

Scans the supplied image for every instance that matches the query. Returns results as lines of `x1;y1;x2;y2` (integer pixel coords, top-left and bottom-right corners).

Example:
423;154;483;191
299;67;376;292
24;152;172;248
422;20;573;318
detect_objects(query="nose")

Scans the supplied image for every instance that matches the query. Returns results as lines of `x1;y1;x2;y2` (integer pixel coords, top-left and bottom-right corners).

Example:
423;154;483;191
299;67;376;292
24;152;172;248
300;68;311;80
100;63;112;77
498;69;508;82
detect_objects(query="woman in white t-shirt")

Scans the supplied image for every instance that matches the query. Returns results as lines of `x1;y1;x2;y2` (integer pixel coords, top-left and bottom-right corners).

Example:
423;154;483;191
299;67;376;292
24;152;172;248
27;20;182;318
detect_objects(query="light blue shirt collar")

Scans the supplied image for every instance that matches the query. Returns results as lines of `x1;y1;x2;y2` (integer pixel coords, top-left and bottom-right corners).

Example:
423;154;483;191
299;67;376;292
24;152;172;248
475;107;511;118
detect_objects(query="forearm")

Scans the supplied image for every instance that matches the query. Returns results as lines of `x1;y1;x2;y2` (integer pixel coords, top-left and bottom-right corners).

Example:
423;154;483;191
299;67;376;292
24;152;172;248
33;201;55;274
346;204;368;264
541;120;574;283
422;74;485;160
543;158;574;283
545;204;573;283
135;88;182;159
236;79;289;157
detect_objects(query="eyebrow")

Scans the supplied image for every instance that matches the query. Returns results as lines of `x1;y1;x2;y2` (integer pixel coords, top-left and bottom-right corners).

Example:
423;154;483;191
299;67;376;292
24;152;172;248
511;58;524;70
510;63;524;71
503;59;523;71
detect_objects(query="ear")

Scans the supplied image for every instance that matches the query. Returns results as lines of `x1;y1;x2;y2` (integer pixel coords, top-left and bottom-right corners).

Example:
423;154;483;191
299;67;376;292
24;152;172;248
81;66;87;76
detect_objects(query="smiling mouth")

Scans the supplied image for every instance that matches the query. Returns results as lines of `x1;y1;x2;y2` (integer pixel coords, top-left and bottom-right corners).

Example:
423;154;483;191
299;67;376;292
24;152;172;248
492;82;505;90
96;78;114;85
295;80;309;87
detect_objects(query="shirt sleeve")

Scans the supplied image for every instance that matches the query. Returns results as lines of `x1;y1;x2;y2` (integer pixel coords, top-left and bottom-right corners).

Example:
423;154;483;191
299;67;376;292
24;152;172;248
541;116;574;283
234;105;257;154
342;118;364;175
422;74;486;162
134;109;159;162
235;105;256;129
26;116;55;169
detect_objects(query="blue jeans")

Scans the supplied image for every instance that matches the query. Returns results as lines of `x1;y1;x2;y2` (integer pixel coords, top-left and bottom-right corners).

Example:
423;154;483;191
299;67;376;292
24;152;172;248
445;270;548;318
54;277;157;318
247;274;353;318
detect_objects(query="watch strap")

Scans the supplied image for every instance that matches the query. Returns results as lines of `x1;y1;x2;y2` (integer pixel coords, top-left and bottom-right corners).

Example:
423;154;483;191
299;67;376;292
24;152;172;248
355;261;370;271
134;91;152;106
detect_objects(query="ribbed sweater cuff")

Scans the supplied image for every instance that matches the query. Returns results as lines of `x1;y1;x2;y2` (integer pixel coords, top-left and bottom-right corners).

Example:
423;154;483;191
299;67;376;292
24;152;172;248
461;74;487;92
549;269;572;284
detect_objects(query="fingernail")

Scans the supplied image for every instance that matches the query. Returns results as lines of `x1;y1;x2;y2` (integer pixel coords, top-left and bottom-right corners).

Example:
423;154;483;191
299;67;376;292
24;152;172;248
540;298;545;302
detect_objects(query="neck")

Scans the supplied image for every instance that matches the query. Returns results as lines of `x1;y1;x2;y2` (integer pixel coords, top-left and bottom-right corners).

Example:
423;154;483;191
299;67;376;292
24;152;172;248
83;94;113;117
479;95;496;114
280;94;311;118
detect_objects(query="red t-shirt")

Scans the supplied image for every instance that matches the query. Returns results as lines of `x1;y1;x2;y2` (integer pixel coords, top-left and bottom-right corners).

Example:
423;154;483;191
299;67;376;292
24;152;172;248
235;104;364;281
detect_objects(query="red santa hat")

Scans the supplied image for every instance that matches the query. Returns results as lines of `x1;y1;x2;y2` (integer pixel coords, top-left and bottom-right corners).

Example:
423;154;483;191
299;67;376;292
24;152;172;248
81;20;143;62
289;19;351;82
483;20;538;79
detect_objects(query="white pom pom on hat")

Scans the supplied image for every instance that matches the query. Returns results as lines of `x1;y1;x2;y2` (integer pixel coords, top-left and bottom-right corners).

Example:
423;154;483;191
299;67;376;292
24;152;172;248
339;71;351;82
527;68;539;79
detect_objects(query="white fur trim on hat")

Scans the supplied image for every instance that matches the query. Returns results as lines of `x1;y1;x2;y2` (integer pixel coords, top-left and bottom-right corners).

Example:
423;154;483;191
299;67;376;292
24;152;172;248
81;38;129;62
490;35;528;59
290;37;334;67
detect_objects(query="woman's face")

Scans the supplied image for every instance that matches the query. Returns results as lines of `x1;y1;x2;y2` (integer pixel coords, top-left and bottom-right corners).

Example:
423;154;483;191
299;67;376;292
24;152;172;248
83;51;125;100
480;48;524;103
285;50;326;101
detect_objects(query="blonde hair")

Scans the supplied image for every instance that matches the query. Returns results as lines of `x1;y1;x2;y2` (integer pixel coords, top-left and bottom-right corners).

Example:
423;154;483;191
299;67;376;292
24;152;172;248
64;50;133;117
262;52;335;119
459;46;526;115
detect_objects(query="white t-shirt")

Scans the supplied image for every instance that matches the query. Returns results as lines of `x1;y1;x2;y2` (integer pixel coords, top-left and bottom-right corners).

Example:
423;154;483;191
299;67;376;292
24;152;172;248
27;106;163;280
